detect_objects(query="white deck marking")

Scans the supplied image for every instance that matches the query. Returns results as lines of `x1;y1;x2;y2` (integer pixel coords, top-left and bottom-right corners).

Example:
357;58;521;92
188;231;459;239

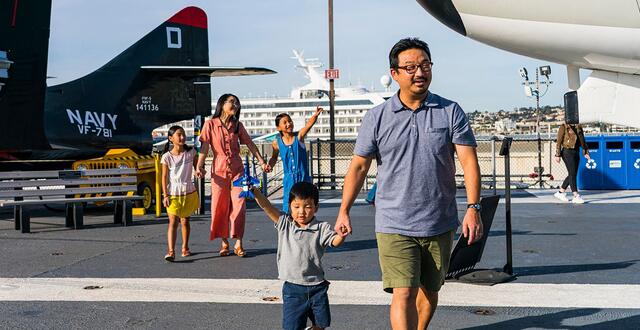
1;278;639;309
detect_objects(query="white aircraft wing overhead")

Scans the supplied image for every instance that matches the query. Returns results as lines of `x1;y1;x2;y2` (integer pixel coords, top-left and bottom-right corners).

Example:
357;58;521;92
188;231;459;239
140;66;277;77
417;0;640;128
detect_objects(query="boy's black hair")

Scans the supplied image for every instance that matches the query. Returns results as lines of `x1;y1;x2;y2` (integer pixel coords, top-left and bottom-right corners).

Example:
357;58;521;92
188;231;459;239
162;125;192;153
389;37;431;69
288;182;319;207
275;113;292;136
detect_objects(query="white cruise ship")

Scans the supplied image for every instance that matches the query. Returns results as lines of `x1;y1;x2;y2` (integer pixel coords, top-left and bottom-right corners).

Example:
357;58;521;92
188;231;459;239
153;50;394;142
240;50;393;140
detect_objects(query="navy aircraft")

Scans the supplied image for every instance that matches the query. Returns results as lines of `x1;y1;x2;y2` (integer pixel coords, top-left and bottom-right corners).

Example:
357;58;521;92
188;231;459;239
417;0;640;128
0;2;275;169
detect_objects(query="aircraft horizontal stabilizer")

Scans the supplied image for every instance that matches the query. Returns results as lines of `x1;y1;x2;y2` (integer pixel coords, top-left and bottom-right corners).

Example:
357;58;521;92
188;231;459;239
140;66;276;77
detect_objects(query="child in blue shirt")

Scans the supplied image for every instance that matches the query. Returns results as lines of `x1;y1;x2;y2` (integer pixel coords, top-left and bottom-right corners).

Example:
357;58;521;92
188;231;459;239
267;107;323;213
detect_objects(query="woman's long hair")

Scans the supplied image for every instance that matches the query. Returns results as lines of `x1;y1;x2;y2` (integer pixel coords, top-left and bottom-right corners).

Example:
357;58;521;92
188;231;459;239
213;93;241;133
162;125;192;153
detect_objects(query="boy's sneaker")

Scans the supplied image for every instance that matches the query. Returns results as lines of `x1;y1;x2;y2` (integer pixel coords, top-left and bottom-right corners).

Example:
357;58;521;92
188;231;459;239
572;195;585;204
554;191;569;202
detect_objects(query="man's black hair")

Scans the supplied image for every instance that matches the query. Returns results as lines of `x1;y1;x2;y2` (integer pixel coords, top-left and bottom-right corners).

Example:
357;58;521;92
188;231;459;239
389;37;431;69
288;182;319;207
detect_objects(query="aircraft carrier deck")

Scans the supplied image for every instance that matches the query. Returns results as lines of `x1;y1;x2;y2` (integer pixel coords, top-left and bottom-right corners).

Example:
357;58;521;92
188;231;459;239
1;189;639;329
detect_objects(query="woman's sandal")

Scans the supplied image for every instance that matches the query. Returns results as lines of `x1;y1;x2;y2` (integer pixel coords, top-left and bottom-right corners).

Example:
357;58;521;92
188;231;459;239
219;243;230;257
234;246;247;258
181;248;192;257
164;250;175;262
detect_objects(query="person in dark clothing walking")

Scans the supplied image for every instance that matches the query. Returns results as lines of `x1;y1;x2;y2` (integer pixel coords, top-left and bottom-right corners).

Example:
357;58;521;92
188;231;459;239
554;122;590;204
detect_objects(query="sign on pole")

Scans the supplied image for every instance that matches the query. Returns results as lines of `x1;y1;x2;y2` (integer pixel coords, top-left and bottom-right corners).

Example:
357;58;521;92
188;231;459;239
324;69;339;80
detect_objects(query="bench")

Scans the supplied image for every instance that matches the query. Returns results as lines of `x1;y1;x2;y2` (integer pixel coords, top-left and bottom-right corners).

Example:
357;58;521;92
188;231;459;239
0;168;143;233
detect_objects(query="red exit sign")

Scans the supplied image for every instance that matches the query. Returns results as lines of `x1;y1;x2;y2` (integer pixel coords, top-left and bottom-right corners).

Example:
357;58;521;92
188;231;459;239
324;69;340;79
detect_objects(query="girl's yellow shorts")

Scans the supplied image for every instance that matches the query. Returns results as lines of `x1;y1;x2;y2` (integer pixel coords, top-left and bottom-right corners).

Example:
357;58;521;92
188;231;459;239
167;191;199;218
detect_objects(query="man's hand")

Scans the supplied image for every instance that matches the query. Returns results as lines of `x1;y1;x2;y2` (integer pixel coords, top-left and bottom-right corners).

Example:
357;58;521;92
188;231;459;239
585;153;591;160
461;208;483;245
554;156;561;163
334;212;352;237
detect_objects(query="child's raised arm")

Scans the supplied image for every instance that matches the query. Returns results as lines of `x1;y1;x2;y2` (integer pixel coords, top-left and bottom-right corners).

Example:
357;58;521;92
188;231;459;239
251;186;280;223
298;106;323;142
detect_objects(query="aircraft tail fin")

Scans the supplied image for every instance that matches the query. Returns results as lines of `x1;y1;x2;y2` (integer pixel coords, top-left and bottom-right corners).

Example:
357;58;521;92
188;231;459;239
44;7;214;152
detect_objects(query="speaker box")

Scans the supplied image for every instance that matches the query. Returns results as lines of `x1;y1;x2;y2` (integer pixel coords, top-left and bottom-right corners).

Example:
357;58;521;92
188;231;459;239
564;91;579;124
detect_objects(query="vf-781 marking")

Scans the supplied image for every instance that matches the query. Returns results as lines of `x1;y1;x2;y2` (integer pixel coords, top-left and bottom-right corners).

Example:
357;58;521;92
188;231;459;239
66;109;118;138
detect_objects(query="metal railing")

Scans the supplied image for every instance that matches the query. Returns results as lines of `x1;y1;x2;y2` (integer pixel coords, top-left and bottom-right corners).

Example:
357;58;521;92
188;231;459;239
201;135;577;196
305;136;571;192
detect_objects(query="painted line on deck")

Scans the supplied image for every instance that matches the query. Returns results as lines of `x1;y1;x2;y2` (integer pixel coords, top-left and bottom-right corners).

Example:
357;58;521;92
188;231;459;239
1;278;639;309
272;198;640;205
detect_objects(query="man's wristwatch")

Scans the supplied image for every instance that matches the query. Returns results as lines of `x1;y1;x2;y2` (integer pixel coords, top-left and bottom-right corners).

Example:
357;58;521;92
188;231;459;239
467;203;481;212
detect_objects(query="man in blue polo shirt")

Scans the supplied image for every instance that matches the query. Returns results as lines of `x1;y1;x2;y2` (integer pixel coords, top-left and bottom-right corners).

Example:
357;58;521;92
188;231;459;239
335;38;483;329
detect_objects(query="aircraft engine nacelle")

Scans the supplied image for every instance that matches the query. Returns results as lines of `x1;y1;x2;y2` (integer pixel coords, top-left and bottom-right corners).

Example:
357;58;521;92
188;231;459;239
578;70;640;128
417;0;640;129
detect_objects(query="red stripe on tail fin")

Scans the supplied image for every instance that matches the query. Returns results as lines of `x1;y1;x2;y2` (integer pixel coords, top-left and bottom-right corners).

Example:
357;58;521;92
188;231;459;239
167;6;207;29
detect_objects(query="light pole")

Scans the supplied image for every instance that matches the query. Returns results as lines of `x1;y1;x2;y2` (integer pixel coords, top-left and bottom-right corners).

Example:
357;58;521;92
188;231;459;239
194;81;210;214
520;66;552;188
328;0;336;189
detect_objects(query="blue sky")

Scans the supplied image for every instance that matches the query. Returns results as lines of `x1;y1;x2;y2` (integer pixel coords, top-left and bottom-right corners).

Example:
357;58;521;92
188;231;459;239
48;0;576;112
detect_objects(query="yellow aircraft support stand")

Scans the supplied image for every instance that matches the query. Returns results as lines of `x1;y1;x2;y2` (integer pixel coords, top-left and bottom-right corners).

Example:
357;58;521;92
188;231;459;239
154;153;162;217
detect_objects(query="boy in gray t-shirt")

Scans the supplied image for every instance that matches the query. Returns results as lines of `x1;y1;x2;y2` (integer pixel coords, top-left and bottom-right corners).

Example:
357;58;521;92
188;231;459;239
252;182;345;330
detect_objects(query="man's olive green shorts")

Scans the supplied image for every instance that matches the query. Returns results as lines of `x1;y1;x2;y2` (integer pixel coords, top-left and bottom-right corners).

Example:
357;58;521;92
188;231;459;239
376;230;455;293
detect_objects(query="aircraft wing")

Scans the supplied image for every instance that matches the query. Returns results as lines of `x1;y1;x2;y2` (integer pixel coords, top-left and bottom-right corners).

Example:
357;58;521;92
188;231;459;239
140;66;276;77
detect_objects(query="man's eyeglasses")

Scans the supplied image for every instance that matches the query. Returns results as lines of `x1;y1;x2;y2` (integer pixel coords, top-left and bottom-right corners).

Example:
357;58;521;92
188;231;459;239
396;61;433;74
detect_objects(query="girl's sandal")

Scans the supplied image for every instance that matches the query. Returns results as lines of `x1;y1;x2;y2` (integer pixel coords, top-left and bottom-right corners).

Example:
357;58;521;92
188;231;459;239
181;248;192;257
164;250;175;262
234;246;247;258
219;243;230;257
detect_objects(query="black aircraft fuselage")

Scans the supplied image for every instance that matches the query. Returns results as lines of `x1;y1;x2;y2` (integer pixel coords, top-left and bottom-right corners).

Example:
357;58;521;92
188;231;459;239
0;3;243;168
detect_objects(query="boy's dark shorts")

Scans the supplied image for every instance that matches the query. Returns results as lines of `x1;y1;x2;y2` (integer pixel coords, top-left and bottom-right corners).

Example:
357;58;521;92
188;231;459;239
376;230;455;293
282;281;330;330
